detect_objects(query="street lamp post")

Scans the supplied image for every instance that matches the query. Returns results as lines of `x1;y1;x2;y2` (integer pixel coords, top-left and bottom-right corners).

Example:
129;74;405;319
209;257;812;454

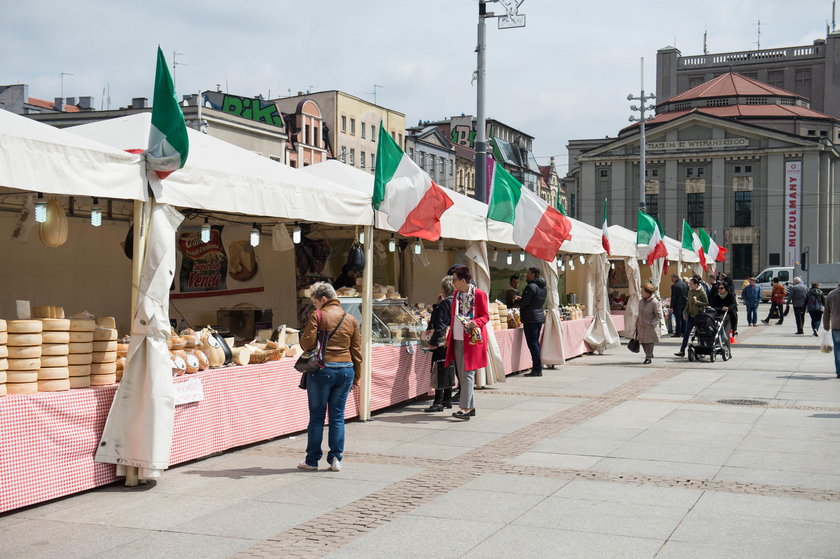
475;0;526;203
628;57;656;213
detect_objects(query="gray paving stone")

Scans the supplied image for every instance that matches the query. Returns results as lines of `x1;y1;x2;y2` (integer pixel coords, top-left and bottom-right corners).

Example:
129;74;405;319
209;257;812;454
0;519;146;559
508;450;603;470
169;500;325;539
554;479;703;508
92;531;257;559
589;456;722;479
459;473;570;496
407;487;546;523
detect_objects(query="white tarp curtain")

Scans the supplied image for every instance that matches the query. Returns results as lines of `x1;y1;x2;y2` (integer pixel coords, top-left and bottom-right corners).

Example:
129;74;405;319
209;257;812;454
538;257;565;365
465;241;506;386
95;203;184;476
623;256;642;337
303;160;489;241
0;108;147;200
583;253;621;353
603;224;641;258
70;114;373;226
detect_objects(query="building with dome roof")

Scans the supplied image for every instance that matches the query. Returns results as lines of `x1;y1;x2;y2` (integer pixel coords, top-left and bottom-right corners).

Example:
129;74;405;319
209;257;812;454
565;70;839;279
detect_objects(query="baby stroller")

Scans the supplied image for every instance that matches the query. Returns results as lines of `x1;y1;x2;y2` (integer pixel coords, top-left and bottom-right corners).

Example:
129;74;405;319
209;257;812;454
687;308;732;362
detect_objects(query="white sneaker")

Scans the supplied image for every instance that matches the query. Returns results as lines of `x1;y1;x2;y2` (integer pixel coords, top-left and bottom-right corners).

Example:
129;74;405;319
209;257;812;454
297;461;317;471
329;459;342;472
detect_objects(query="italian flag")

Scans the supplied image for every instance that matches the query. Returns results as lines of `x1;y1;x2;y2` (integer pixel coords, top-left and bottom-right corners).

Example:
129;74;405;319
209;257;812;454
699;228;727;265
682;220;706;268
637;211;667;265
487;161;572;261
373;123;453;241
147;47;189;179
601;199;610;255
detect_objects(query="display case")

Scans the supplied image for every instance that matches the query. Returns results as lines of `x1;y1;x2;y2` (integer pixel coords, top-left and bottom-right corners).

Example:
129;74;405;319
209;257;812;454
338;297;424;345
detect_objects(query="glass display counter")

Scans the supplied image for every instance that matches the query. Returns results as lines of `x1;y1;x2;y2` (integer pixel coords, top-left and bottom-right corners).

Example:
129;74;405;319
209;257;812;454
338;297;424;345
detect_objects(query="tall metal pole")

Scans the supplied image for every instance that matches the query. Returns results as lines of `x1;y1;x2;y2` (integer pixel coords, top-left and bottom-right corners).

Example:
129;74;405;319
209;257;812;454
475;2;488;203
628;57;656;214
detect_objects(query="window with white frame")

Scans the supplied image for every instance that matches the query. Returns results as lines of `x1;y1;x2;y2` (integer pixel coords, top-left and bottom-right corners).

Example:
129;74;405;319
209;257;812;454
360;151;366;169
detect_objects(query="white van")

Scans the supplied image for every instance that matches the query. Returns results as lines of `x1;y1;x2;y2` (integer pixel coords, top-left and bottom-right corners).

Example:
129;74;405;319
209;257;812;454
754;264;839;301
754;267;794;302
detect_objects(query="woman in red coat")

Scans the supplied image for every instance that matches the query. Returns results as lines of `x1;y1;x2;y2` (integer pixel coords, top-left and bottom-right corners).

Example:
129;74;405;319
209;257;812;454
445;265;490;420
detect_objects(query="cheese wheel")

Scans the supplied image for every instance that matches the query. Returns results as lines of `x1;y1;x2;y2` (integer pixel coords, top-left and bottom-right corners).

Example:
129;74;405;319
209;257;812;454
32;306;51;319
68;364;92;377
7;346;40;359
115;356;126;371
195;349;209;370
92;340;118;352
0;382;5;397
0;318;6;332
42;331;70;344
0;357;6;371
91;361;116;374
68;342;94;354
93;328;118;341
41;343;70;356
0;370;6;383
7;382;37;394
0;346;7;359
38;367;69;380
69;375;91;388
69;319;96;332
7;370;38;383
115;369;123;382
41;318;71;331
116;342;129;356
68;353;93;365
92;351;117;363
90;373;116;386
38;378;70;392
52;306;65;319
40;355;69;367
68;331;94;343
7;357;40;371
231;347;250;366
0;332;6;345
8;320;43;334
169;336;186;350
184;351;200;373
96;316;117;328
7;333;43;347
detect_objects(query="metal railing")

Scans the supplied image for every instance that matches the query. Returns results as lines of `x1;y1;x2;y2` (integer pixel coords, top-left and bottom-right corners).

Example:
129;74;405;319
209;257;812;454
678;44;821;68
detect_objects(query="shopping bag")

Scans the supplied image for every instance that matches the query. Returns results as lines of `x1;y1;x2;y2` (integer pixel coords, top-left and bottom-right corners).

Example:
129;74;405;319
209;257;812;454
627;338;640;353
821;330;834;354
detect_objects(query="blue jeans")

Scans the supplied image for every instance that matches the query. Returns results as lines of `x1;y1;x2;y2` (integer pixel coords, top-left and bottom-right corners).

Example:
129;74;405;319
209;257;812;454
679;316;696;353
305;362;354;466
833;330;840;376
522;322;543;375
745;304;758;325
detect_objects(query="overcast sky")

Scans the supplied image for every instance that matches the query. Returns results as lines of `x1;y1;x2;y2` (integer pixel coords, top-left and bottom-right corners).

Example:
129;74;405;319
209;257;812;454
2;0;832;171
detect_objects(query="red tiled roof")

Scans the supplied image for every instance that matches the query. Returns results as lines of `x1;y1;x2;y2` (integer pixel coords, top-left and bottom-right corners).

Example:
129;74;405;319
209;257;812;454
451;143;474;160
664;72;803;104
538;164;551;184
27;97;80;112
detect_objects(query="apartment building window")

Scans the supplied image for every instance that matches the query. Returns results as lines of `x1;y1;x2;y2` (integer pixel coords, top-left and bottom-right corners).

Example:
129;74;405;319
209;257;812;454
420;152;426;168
734;165;752;174
303;123;309;145
340;146;346;162
687;192;704;227
449;159;454;176
794;68;811;96
398;133;403;147
767;70;784;88
686;167;704;178
408;148;414;160
734;191;752;226
349;149;355;165
371;125;376;140
361;123;366;139
391;130;396;140
599;169;608;178
370;153;375;168
313;125;320;148
350;119;356;136
645;194;659;219
360;151;366;169
341;116;347;133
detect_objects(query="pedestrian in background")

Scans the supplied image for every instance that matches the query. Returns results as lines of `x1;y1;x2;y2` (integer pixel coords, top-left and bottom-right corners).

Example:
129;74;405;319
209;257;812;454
505;275;520;308
446;266;490;420
710;282;737;338
742;277;762;327
761;277;786;325
518;267;548;377
675;277;708;358
823;286;840;377
424;276;456;412
807;282;826;337
635;282;662;364
670;275;688;337
788;277;809;335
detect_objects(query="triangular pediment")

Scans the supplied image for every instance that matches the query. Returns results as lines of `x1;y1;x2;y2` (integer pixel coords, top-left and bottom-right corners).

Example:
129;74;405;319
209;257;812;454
415;126;452;150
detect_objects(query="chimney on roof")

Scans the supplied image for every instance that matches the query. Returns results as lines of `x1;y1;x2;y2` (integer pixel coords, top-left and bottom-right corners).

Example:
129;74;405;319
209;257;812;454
53;97;63;111
66;97;76;106
78;96;94;110
297;91;304;96
131;97;148;109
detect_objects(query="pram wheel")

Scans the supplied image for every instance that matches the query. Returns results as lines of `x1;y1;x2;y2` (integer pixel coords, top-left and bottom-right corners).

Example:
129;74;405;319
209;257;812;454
710;350;716;362
687;347;695;361
722;345;731;361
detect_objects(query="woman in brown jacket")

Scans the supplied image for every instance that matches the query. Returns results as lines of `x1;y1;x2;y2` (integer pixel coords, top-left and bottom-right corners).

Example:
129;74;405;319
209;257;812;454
298;282;362;472
635;282;663;364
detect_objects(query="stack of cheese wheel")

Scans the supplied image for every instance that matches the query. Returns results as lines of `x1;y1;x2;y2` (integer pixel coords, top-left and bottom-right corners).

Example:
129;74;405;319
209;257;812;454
116;338;128;381
68;318;96;388
0;319;7;396
39;318;71;391
6;320;43;394
91;317;118;385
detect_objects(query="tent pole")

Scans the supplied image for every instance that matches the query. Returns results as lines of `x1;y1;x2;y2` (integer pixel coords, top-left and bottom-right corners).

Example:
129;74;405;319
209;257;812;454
360;224;374;421
125;198;151;486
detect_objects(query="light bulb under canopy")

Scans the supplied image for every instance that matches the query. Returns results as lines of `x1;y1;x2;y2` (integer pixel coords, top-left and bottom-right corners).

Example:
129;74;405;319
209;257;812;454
90;198;102;227
506;251;513;265
292;225;301;244
388;238;396;252
250;224;260;247
200;218;211;243
359;230;365;244
414;242;422;254
34;193;47;223
519;251;525;262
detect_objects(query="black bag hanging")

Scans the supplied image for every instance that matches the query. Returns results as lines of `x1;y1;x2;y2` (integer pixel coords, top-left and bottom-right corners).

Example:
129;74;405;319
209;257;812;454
346;242;365;273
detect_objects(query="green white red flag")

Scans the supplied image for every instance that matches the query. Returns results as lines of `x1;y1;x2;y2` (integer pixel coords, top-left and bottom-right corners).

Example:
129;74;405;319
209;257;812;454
373;123;453;241
487;160;572;261
637;211;667;265
146;47;189;179
698;228;726;265
682;220;706;268
601;199;610;255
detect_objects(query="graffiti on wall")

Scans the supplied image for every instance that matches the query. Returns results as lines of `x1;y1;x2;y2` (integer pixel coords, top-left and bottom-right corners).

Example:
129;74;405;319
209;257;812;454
202;92;285;128
450;125;477;148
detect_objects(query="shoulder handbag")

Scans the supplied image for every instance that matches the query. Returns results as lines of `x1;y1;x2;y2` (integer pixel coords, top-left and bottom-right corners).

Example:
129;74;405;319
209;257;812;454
295;311;347;388
627;338;640;353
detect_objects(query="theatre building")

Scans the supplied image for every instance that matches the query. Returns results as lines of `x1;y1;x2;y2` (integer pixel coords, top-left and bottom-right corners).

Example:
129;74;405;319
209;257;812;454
566;72;840;278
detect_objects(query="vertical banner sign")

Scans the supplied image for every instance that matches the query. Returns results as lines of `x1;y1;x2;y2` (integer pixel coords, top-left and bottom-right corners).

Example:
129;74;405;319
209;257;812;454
784;161;801;266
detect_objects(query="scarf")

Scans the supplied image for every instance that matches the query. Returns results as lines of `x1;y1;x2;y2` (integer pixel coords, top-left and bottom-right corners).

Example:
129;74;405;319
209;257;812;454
457;285;482;345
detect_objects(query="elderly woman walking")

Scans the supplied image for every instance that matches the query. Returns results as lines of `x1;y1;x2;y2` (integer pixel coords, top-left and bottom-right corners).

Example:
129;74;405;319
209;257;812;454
635;282;663;364
298;282;362;472
446;265;490;420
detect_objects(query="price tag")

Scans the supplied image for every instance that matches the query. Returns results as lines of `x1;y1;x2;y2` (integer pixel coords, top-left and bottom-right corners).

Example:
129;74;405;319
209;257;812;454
174;377;204;405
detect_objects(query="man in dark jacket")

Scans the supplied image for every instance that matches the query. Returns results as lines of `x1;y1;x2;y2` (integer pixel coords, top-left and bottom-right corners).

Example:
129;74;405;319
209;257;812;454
519;267;547;377
788;277;809;335
670;275;688;337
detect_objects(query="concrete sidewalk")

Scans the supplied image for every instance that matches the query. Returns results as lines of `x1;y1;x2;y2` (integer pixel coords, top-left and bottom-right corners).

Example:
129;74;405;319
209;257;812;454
2;324;839;558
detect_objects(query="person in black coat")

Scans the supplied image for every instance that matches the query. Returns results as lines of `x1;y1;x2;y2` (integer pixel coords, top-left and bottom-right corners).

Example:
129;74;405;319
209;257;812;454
710;282;738;338
670;275;689;337
518;267;548;377
424;276;456;412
